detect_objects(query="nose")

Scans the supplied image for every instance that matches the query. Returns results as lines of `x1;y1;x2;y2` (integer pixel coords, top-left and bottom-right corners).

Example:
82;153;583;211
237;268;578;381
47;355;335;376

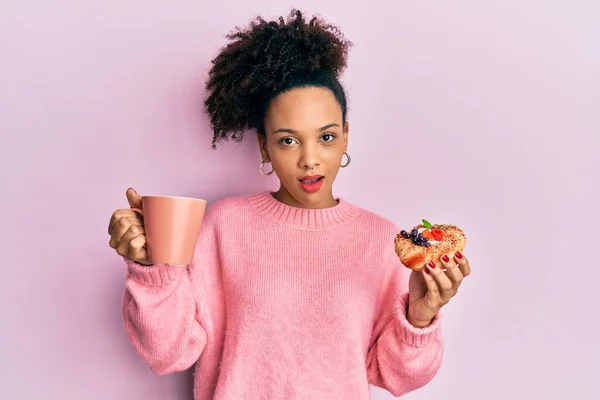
299;143;320;170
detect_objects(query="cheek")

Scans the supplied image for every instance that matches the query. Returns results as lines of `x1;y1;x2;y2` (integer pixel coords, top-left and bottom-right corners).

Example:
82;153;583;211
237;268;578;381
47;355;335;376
324;148;344;167
270;151;297;175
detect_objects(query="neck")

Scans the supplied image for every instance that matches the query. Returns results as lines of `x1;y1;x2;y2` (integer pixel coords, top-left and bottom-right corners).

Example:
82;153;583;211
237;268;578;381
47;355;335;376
272;185;338;209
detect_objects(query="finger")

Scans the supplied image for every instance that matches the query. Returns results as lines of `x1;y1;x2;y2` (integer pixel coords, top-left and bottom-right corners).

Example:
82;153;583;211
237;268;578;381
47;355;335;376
422;267;440;298
128;234;149;264
425;260;454;301
454;251;471;277
109;217;143;248
126;188;143;209
109;209;142;235
116;225;146;259
440;253;464;290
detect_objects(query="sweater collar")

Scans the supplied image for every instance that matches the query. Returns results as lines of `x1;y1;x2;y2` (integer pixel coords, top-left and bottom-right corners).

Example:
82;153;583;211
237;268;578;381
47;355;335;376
247;190;360;230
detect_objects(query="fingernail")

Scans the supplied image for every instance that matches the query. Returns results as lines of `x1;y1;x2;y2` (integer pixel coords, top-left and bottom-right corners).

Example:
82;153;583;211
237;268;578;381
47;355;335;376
442;255;450;262
455;251;463;259
424;268;430;274
428;260;436;268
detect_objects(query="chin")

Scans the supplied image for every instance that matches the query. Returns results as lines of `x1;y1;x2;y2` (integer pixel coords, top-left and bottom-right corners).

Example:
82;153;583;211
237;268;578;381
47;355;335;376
280;180;332;208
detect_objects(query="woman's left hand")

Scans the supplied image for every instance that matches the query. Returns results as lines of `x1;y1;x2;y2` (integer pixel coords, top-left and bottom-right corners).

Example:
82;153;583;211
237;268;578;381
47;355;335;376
407;251;471;328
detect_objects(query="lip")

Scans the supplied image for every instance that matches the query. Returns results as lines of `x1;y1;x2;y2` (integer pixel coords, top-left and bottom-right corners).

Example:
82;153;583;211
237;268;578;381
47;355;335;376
298;175;325;194
299;175;324;181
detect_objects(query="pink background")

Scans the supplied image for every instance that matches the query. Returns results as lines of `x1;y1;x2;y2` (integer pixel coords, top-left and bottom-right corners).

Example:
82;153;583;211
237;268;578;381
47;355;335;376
1;1;597;399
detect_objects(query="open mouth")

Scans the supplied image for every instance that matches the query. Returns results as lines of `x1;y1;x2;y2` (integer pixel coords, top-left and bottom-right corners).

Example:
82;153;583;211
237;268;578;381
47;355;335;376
298;175;324;193
300;176;323;184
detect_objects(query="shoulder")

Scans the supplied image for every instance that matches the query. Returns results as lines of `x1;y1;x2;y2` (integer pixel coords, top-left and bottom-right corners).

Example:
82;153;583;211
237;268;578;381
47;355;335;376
344;200;400;238
205;192;253;215
202;191;259;226
343;200;403;272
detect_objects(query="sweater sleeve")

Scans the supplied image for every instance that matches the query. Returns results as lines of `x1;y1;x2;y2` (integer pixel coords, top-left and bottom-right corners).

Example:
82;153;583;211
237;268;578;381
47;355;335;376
120;207;222;376
366;251;444;397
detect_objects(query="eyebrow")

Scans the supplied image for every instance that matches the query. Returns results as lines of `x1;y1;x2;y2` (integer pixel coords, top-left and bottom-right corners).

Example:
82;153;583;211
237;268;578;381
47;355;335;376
271;123;340;135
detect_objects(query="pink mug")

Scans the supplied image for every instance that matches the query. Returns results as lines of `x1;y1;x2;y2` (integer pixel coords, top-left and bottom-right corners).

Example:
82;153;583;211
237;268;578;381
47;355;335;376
131;195;207;266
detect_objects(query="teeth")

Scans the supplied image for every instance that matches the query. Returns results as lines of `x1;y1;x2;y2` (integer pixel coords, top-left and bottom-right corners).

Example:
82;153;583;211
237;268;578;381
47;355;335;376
302;178;320;184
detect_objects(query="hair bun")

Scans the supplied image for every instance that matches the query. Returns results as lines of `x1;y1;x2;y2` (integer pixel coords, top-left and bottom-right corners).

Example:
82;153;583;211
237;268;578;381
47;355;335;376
258;10;349;86
205;9;352;148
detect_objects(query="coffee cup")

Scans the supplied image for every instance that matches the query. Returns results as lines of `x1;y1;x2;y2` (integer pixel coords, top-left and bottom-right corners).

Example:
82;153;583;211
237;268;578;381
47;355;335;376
131;195;207;266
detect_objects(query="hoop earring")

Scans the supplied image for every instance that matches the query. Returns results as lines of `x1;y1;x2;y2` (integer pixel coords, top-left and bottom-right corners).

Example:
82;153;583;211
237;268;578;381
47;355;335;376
259;160;274;176
340;152;351;168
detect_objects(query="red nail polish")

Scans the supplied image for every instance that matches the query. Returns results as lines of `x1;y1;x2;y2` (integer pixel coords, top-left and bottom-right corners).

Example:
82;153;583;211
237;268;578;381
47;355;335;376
442;255;450;262
455;251;463;259
428;260;436;268
424;268;430;274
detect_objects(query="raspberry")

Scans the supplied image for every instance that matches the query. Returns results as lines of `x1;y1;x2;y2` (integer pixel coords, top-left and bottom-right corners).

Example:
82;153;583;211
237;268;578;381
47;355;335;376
431;229;444;241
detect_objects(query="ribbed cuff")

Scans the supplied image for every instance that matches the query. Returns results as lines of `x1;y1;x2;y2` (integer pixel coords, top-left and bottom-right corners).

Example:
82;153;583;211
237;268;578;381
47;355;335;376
123;257;184;286
393;292;443;347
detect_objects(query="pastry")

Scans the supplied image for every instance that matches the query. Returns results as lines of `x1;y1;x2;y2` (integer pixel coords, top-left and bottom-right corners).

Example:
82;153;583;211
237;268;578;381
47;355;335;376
394;219;467;271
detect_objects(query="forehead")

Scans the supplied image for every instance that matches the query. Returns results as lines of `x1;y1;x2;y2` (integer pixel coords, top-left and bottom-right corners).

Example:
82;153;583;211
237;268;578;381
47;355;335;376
265;87;342;131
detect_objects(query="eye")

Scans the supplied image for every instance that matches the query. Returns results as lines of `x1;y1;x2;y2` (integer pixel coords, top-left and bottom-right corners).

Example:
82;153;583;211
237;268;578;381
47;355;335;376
320;133;336;142
279;137;299;146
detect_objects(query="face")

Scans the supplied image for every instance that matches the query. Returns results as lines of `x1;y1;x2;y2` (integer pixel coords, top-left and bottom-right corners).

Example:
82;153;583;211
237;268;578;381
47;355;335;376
257;86;349;209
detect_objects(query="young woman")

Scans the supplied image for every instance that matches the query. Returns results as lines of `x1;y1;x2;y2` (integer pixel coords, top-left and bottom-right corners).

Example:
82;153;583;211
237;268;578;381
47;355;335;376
108;9;471;400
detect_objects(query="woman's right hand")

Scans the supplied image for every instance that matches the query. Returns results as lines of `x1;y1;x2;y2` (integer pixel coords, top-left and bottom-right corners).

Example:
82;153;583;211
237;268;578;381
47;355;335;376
108;188;152;265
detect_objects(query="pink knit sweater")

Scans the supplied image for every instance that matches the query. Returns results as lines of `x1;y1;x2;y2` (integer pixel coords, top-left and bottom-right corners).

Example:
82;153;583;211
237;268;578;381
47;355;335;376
122;191;443;399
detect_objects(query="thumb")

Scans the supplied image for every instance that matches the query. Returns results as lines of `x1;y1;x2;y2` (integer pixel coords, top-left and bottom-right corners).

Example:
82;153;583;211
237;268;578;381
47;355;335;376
126;187;143;209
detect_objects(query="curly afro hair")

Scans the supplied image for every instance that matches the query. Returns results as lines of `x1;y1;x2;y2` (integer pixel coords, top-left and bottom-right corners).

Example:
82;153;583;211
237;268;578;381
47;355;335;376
204;9;352;149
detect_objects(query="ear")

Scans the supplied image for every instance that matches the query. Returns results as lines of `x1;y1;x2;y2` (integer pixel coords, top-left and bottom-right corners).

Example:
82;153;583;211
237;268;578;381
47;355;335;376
256;133;270;162
343;121;350;151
